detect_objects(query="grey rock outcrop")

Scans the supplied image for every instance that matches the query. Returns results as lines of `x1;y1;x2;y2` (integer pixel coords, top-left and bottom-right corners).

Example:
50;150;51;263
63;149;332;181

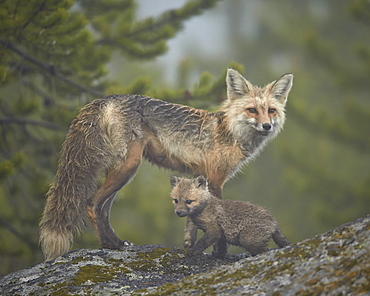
1;215;369;295
0;244;246;295
136;214;370;296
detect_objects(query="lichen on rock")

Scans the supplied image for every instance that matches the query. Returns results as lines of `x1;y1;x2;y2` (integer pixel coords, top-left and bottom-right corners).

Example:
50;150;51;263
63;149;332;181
0;244;245;295
0;215;369;296
134;214;370;295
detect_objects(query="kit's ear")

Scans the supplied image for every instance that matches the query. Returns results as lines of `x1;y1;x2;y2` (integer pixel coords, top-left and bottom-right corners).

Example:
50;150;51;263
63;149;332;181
194;175;207;188
170;176;181;188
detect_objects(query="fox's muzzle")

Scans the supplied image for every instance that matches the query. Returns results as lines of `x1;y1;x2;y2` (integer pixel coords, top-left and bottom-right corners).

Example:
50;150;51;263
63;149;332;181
255;122;275;135
175;210;187;217
262;123;272;131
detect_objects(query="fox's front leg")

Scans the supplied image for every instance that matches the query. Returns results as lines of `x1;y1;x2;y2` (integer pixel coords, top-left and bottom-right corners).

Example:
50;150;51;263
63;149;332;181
212;238;227;258
188;228;222;257
184;218;197;249
204;177;228;257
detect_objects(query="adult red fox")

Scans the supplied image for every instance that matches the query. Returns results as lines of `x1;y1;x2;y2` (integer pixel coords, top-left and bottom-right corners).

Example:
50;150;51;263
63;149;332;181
39;68;293;260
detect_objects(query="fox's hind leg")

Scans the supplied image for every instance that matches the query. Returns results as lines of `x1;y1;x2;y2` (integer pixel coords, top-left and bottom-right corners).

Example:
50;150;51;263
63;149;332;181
87;140;143;249
89;191;131;249
239;229;269;256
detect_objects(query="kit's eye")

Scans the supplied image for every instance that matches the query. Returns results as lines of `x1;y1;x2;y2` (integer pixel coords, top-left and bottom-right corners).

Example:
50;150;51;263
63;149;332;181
173;199;178;204
246;108;257;114
185;200;193;205
268;108;276;114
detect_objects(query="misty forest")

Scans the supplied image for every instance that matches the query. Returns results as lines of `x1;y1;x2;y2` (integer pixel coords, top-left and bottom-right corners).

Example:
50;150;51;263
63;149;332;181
0;0;369;275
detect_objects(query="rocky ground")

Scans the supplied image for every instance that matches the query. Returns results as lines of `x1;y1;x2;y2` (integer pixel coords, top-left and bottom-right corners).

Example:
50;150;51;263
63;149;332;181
0;214;369;295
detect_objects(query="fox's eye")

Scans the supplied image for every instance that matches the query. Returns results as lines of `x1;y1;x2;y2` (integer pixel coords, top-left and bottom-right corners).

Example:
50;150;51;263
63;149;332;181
246;108;257;114
185;200;193;205
268;108;276;114
173;199;178;204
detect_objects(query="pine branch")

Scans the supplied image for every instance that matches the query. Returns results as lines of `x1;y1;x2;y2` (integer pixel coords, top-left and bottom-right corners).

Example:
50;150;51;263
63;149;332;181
22;80;55;106
0;117;61;131
22;0;48;30
127;0;221;38
97;0;222;58
0;40;104;98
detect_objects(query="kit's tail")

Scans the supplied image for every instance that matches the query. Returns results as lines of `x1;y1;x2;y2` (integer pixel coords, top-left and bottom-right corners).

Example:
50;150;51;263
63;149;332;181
272;228;291;248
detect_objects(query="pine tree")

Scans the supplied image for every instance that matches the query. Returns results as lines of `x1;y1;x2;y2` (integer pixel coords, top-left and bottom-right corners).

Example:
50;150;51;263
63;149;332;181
279;0;370;228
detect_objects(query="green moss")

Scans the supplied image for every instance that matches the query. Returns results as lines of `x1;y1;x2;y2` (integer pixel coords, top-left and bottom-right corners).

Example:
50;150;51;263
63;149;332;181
278;243;312;260
71;265;116;284
49;284;75;296
70;256;87;264
124;247;186;273
106;258;131;273
138;247;174;258
327;244;341;257
137;282;182;296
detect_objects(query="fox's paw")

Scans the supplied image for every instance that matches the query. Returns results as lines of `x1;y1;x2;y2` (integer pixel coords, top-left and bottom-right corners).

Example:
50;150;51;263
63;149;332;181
183;239;193;249
186;248;203;257
102;239;133;250
115;240;134;250
211;250;226;259
211;239;227;258
121;240;134;247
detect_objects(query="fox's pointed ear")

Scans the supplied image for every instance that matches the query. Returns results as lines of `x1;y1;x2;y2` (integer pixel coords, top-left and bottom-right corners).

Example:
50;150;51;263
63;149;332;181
226;68;253;100
194;175;207;188
170;176;180;188
270;73;293;105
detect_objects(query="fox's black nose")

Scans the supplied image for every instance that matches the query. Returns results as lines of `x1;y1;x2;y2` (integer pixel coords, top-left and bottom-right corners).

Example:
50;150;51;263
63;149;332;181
262;123;272;131
175;210;182;216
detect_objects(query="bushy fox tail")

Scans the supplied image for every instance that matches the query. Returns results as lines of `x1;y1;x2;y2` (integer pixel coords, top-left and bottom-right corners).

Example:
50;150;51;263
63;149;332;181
272;228;291;248
39;101;115;261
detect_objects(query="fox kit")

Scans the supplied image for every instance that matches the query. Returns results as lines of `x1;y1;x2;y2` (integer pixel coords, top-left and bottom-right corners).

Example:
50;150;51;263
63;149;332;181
39;68;293;260
170;176;291;257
